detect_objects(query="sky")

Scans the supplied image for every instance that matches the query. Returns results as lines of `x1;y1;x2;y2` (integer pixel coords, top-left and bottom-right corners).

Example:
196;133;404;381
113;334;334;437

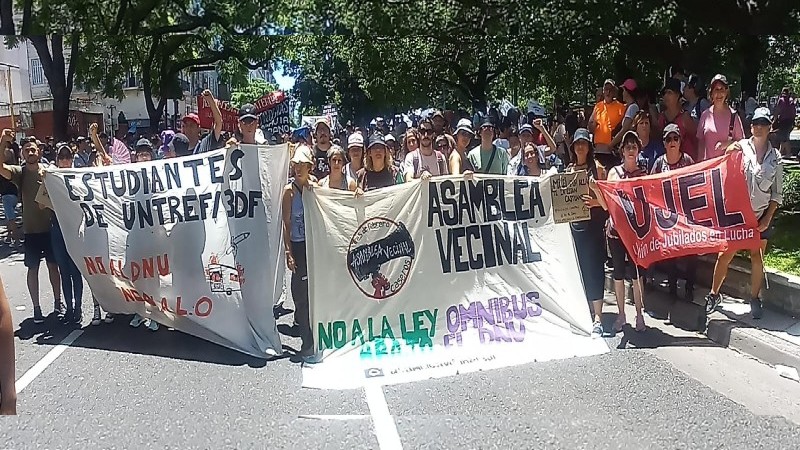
273;69;296;91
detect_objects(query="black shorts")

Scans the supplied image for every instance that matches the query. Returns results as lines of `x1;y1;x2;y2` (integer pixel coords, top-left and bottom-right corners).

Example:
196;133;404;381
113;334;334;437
24;232;55;268
609;237;645;281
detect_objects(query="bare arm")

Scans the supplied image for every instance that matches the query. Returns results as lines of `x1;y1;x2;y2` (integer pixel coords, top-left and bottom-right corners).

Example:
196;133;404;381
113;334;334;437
587;106;598;134
449;151;462;175
609;117;634;148
202;90;223;141
0;131;14;180
0;276;16;415
281;186;296;272
533;119;557;156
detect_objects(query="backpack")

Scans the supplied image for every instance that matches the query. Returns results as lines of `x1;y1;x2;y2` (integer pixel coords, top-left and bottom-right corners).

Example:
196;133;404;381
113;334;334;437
412;150;449;178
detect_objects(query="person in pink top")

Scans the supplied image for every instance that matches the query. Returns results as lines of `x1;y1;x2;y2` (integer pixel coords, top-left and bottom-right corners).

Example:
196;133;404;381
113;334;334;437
696;74;744;161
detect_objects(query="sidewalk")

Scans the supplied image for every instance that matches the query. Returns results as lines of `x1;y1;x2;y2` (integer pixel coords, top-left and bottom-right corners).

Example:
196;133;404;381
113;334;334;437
605;270;800;373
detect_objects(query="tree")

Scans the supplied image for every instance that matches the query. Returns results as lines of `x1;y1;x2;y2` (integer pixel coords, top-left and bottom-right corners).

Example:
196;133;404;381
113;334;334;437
230;78;279;107
8;0;295;139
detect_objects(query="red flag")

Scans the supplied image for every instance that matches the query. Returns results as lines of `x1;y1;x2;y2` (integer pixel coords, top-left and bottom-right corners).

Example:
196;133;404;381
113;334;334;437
596;152;760;268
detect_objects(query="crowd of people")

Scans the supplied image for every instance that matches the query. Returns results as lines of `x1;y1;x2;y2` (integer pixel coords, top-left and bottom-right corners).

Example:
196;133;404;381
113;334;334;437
0;72;790;411
284;71;786;346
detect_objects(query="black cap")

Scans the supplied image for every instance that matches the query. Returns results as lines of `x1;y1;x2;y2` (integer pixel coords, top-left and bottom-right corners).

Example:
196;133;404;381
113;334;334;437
480;117;495;129
171;133;191;156
238;104;258;120
367;133;386;149
661;78;683;96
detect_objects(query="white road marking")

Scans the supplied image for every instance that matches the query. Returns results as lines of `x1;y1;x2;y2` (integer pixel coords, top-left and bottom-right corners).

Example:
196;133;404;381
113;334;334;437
298;414;370;421
15;329;83;393
364;384;403;450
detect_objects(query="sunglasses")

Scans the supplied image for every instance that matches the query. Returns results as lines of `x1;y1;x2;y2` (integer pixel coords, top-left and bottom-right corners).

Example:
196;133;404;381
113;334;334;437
420;129;434;135
240;118;257;125
664;136;680;143
525;151;538;158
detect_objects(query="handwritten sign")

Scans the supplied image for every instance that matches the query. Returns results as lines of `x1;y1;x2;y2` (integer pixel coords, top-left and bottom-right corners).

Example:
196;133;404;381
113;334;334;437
550;170;590;224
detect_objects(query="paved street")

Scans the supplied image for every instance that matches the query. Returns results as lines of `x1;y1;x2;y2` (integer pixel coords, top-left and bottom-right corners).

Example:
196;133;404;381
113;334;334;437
3;242;800;449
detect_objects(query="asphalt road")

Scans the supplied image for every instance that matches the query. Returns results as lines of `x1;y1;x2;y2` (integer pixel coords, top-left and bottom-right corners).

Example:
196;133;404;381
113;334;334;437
3;241;800;450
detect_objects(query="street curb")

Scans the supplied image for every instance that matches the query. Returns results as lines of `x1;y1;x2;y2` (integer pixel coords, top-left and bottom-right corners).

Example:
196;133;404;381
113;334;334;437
603;270;800;370
706;316;800;370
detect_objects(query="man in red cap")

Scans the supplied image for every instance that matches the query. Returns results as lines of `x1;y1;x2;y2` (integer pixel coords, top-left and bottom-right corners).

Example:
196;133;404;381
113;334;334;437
184;89;223;155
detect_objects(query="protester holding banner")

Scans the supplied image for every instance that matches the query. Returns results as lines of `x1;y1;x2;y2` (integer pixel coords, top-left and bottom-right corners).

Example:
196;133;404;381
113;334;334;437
449;118;475;175
282;146;317;361
467;118;509;175
87;123;116;326
187;90;224;155
0;275;15;415
356;134;404;192
320;147;350;191
0;131;62;324
650;124;697;300
516;142;554;177
705;107;784;319
568;128;609;337
508;120;561;176
46;145;84;324
404;118;449;181
697;74;745;161
236;104;267;145
590;130;648;333
344;133;365;187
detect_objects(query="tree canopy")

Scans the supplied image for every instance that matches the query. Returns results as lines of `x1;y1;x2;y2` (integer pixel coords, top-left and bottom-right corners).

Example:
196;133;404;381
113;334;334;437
3;0;800;136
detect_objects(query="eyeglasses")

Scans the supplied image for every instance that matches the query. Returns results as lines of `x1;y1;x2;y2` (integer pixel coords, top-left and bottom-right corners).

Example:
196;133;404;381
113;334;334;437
664;136;680;143
420;129;434;135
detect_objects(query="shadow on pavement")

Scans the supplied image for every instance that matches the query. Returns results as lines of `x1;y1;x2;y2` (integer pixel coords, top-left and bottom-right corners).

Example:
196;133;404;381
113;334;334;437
25;314;294;368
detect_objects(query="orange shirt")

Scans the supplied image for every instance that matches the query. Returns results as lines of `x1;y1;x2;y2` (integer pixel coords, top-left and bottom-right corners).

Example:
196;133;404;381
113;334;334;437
592;100;625;145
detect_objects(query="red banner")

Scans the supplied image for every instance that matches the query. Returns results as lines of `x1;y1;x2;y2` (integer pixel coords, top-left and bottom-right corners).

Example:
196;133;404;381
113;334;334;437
197;91;288;133
596;152;760;268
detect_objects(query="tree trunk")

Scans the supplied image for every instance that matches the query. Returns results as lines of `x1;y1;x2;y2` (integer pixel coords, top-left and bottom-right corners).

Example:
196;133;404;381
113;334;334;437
29;35;72;142
739;35;764;98
0;0;14;34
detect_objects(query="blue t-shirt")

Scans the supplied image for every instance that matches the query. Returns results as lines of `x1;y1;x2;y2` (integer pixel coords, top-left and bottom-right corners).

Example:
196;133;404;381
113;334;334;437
639;139;665;173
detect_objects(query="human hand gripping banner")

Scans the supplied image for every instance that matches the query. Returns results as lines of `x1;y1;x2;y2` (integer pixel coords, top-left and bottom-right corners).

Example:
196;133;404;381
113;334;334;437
596;153;760;269
303;175;609;389
43;144;289;357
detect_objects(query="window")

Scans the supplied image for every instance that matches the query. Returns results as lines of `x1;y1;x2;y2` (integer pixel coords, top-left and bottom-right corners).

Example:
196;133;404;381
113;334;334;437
30;58;44;86
124;71;137;88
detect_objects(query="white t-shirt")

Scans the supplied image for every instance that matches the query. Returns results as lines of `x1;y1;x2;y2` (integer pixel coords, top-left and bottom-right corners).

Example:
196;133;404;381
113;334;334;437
624;103;640;121
403;150;447;178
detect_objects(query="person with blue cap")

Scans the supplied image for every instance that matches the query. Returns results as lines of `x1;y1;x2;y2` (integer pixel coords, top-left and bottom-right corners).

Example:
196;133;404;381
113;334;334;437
705;107;784;319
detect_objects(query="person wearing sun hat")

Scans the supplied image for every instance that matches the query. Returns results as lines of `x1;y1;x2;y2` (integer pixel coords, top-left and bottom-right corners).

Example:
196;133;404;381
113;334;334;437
566;127;609;338
449;118;475;174
696;74;744;161
281;144;319;362
705;106;783;320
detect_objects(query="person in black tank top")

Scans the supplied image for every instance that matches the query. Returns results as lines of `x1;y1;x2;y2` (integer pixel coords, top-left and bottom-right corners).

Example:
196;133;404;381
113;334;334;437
567;128;608;337
590;130;648;334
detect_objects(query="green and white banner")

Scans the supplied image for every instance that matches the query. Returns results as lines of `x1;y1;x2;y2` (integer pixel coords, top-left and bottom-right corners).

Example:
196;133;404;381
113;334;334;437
303;175;609;389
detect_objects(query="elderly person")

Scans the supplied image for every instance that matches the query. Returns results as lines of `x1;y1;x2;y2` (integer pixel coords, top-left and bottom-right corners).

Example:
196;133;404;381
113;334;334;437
705;107;783;319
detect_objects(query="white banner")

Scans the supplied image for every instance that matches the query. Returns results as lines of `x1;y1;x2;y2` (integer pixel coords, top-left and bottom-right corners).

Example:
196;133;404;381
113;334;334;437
44;144;289;357
303;175;609;389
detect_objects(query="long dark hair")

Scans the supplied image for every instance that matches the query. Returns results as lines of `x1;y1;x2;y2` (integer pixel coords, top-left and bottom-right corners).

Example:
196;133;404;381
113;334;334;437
568;138;599;178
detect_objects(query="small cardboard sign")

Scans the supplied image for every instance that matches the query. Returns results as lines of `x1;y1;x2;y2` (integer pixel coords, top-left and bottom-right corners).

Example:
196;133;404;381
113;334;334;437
550;170;591;224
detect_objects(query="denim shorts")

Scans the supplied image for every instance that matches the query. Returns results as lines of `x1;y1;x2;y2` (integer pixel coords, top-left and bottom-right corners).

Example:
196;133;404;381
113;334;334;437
2;194;18;221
